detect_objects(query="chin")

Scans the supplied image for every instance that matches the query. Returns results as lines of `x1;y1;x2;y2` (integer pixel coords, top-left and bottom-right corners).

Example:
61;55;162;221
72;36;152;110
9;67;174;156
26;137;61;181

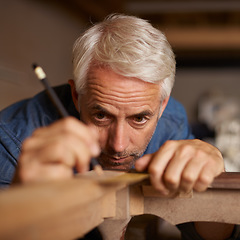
99;159;134;171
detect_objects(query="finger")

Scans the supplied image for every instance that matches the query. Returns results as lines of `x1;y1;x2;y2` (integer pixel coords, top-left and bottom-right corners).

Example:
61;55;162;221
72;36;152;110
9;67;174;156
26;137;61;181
179;157;206;192
135;154;152;171
136;153;170;195
162;145;195;191
19;160;74;183
148;141;177;194
193;164;217;192
23;134;93;172
32;117;100;156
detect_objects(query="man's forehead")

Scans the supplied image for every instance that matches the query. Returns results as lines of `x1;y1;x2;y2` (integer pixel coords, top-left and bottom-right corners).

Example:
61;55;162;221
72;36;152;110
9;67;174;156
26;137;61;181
90;103;156;116
86;66;161;94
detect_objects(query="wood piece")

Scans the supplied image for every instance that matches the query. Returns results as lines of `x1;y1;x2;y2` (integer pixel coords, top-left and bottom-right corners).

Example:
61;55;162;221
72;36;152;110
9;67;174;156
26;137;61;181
210;172;240;189
99;218;131;240
142;185;193;198
101;191;116;218
115;187;130;220
99;172;149;186
0;171;240;240
143;188;240;225
129;184;144;216
0;172;128;240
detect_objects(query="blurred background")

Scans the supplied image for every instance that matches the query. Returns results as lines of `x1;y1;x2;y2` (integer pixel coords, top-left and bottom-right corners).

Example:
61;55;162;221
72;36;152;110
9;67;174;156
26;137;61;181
1;0;240;172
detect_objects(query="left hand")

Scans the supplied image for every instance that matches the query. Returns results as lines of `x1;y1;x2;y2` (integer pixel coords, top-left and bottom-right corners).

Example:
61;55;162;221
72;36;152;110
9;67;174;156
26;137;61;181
135;139;224;195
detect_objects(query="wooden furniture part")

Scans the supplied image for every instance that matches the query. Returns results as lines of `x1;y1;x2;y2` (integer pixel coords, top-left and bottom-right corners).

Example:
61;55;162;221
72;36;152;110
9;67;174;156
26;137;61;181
100;172;240;240
0;171;240;240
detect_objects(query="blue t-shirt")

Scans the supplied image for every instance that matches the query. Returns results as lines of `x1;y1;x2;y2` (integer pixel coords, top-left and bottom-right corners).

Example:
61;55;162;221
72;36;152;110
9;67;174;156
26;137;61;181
0;84;193;187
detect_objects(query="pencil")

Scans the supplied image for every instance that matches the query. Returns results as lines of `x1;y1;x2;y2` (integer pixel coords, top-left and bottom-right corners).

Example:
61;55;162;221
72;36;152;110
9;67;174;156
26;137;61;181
32;63;103;175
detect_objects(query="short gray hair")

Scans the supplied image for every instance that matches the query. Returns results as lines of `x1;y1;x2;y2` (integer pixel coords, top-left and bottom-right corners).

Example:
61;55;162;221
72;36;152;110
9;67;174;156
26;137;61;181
72;14;176;100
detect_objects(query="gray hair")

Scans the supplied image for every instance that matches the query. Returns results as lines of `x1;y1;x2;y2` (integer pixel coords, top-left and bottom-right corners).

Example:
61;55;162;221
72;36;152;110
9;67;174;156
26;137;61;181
72;14;176;100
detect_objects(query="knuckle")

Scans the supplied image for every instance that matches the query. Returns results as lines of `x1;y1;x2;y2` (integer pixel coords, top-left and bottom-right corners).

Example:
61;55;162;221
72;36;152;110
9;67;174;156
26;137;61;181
163;140;176;149
181;172;196;185
194;183;208;192
148;165;159;177
194;148;206;159
51;141;67;156
178;145;195;158
163;173;178;188
198;174;212;186
60;117;76;131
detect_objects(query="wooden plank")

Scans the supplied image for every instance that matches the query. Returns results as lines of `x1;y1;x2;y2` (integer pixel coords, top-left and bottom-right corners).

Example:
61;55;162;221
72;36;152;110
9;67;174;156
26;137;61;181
210;172;240;189
129;184;144;216
142;185;193;198
115;187;130;220
101;191;116;218
144;189;240;225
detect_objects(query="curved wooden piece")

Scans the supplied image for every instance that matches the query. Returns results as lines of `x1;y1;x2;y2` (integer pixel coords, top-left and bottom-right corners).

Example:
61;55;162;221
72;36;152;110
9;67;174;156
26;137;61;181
130;181;240;225
0;171;239;240
0;172;128;240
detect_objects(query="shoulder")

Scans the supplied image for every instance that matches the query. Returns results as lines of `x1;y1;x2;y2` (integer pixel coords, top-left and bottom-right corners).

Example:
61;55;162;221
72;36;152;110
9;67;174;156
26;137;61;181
0;84;77;160
145;97;194;154
159;97;194;139
0;84;77;186
162;97;189;125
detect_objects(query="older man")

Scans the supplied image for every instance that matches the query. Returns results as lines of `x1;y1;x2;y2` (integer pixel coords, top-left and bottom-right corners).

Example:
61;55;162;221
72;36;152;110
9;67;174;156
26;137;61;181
0;14;238;239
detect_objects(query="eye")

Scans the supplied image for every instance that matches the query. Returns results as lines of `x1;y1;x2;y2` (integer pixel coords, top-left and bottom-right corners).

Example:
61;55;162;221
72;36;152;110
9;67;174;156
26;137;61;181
132;115;148;125
95;112;106;120
91;111;111;126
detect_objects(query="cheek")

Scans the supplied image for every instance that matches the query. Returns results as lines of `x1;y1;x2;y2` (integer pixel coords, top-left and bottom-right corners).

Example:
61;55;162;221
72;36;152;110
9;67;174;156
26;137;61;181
129;124;158;151
134;129;155;148
96;127;109;148
135;121;158;148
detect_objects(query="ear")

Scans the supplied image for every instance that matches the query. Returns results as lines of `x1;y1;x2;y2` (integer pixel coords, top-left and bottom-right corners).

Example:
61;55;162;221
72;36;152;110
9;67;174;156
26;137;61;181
158;96;170;119
68;79;79;112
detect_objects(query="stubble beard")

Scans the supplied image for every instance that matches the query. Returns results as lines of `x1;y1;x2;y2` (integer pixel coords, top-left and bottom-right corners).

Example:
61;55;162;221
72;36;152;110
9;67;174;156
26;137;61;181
97;130;156;171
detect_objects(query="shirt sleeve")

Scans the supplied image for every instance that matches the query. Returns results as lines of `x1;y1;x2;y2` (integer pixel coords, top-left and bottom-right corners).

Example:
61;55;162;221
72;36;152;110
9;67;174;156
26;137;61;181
0;124;19;188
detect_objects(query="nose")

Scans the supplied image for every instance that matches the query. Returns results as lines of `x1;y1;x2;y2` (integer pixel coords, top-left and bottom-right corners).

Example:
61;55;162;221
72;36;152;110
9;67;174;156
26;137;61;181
108;121;130;153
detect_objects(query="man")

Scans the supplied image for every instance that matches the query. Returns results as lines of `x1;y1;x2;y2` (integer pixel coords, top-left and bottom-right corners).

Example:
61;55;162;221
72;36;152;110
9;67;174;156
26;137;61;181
0;14;239;239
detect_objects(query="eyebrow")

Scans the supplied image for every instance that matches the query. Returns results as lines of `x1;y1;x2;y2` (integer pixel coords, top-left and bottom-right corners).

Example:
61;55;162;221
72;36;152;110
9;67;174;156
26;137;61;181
91;104;112;115
131;110;154;117
91;104;154;117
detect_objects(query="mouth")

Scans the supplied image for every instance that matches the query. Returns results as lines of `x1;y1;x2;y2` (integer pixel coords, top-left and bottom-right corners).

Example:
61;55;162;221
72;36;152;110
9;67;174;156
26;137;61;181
112;157;130;164
98;153;134;168
108;155;130;163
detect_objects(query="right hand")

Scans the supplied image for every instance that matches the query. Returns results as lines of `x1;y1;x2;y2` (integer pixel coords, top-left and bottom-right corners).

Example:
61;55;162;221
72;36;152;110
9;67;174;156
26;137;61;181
15;117;100;183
